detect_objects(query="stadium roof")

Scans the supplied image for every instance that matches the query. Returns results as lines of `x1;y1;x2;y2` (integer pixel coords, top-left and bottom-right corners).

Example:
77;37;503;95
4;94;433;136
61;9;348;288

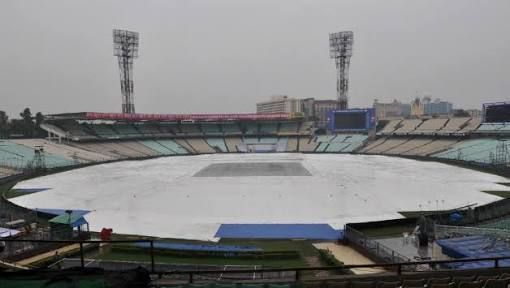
45;112;294;122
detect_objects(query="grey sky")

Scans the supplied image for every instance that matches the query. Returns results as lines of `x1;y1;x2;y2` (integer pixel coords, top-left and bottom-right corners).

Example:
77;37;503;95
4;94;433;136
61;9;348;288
1;0;509;117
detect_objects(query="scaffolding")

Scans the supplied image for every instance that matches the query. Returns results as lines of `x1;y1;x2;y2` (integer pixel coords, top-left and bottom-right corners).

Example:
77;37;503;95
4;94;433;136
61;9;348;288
113;29;139;114
329;31;354;110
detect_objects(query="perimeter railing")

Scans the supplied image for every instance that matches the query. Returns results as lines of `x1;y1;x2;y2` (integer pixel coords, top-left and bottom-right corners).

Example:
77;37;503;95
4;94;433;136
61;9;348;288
5;239;510;281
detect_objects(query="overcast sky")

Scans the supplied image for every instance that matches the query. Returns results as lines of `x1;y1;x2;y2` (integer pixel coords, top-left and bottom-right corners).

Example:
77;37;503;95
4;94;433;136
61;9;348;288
1;0;509;117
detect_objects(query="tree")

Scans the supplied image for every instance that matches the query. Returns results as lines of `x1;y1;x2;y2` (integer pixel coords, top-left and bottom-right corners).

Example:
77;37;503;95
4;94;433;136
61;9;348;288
19;108;34;137
0;111;8;138
35;112;45;137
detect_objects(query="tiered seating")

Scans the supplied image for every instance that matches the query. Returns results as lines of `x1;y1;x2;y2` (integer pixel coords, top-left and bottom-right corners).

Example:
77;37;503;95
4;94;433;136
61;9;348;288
479;217;510;230
175;139;197;154
359;138;387;153
378;119;402;135
477;123;510;133
259;137;278;144
393;119;423;135
206;138;228;152
10;139;112;163
0;140;74;168
341;134;369;153
439;118;471;134
276;137;289;152
88;124;119;139
314;134;368;153
404;139;459;156
365;138;410;154
434;139;509;164
298;137;318;152
413;118;448;135
299;122;314;134
279;122;298;134
286;137;298;152
201;124;222;136
140;140;176;155
119;141;160;157
458;118;481;134
243;137;259;144
180;124;202;135
221;123;241;135
54;121;96;139
259;122;278;134
92;142;147;158
224;137;242;152
186;138;216;153
242;122;259;134
385;139;435;155
112;123;143;138
134;124;162;136
72;142;127;159
157;140;189;154
158;123;179;135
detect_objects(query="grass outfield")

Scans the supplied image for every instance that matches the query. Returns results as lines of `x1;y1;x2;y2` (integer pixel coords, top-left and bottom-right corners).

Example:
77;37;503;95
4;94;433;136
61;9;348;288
92;235;320;267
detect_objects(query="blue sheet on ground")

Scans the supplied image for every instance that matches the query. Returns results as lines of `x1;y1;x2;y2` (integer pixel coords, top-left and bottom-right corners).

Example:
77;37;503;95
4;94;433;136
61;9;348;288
436;235;510;269
134;242;262;252
215;224;343;240
15;188;50;193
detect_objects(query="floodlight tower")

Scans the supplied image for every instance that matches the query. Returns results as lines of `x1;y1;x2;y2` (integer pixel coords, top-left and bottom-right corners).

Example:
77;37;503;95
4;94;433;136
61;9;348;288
113;29;139;114
329;31;354;110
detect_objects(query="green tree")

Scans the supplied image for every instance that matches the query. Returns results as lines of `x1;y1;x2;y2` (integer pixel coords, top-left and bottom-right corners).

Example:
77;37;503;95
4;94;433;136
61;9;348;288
0;110;8;138
19;108;34;137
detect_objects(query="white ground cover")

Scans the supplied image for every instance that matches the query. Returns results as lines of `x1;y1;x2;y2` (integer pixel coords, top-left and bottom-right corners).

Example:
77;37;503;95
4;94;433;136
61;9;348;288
12;153;509;241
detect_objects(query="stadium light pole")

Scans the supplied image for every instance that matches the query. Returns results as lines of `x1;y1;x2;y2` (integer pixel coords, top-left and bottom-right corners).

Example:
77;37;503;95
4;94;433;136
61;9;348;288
113;29;139;114
329;31;354;110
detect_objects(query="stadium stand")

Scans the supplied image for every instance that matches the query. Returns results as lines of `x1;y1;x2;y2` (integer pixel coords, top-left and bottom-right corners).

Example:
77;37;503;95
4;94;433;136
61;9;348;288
298;137;318;152
174;139;197;154
413;118;449;135
111;123;143;138
359;138;387;153
221;123;242;135
10;139;112;163
477;123;510;133
438;118;471;134
314;134;368;153
286;137;298;152
365;138;410;154
117;141;160;157
259;137;278;144
156;139;189;154
52;121;96;140
134;123;163;136
458;118;482;134
0;140;74;169
378;119;403;135
157;123;179;136
279;122;299;134
186;138;216;154
179;124;202;135
0;166;19;178
140;140;176;155
86;123;119;139
433;139;509;164
201;123;222;136
259;122;278;134
402;139;459;156
299;122;314;134
71;142;127;159
242;122;259;135
384;138;435;155
276;137;288;152
224;137;242;152
206;138;228;152
393;119;423;135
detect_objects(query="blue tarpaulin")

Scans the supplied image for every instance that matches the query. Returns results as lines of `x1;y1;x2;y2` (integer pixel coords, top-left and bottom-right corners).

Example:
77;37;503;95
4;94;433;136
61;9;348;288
215;224;343;240
436;235;510;269
135;242;262;252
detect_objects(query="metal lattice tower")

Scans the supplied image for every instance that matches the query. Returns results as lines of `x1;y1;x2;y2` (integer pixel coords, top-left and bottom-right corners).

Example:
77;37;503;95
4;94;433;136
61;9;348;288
329;31;354;110
494;140;509;167
113;29;139;114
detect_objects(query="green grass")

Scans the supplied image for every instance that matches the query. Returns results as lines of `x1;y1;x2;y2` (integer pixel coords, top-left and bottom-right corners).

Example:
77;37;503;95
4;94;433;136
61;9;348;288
91;237;320;267
3;189;30;199
482;190;510;198
358;224;415;238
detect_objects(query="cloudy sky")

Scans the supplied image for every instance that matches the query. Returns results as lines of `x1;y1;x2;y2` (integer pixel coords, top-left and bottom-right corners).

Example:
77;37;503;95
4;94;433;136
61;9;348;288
1;0;509;117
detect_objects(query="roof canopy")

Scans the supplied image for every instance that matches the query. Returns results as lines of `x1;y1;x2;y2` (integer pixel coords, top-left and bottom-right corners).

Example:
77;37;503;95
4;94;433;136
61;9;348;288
46;112;293;122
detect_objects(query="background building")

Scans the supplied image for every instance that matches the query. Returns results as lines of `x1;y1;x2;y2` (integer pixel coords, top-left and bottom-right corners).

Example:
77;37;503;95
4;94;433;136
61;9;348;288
256;95;302;114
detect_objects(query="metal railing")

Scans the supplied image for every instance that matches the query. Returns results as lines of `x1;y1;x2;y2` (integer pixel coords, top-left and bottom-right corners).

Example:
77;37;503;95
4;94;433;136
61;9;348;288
4;238;510;282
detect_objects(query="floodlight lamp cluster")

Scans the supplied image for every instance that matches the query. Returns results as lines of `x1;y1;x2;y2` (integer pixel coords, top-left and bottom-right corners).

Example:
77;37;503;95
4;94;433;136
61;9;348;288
113;29;139;58
329;31;354;59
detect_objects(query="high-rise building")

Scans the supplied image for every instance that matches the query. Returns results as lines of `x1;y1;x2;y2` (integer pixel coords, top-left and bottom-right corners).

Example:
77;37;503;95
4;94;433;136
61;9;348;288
256;95;302;114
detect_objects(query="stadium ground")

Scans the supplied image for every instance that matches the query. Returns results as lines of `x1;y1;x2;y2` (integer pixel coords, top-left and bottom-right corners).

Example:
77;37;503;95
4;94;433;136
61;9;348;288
9;153;509;241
